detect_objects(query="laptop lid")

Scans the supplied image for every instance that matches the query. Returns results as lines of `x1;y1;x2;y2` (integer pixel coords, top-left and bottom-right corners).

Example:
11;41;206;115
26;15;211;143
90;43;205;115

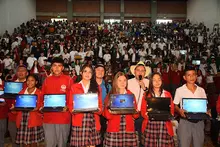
146;97;171;112
44;94;66;108
4;82;23;94
182;98;207;113
73;93;98;111
110;94;134;108
15;94;37;108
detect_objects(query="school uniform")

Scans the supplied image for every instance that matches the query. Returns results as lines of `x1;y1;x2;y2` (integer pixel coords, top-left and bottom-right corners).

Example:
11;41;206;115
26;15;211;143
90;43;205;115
141;90;174;147
68;82;102;147
174;84;207;147
103;90;139;147
5;80;27;147
41;74;73;147
15;88;44;144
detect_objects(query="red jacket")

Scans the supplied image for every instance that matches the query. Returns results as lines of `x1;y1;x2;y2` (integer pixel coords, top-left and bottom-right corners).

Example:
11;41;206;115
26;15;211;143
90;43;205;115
16;88;43;128
5;81;27;121
170;70;181;85
141;90;174;136
68;83;102;130
217;95;220;114
0;81;8;119
41;74;73;124
103;90;139;132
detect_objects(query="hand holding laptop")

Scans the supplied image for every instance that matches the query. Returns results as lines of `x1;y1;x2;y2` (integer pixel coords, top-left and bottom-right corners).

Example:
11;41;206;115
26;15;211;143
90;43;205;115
179;108;186;118
206;109;211;117
0;98;6;106
63;106;68;112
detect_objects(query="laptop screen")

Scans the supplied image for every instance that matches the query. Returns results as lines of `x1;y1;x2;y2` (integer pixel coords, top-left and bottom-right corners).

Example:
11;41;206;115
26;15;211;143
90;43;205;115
110;94;134;108
15;95;37;108
182;98;207;113
74;93;98;110
4;82;23;94
146;98;171;112
44;94;66;107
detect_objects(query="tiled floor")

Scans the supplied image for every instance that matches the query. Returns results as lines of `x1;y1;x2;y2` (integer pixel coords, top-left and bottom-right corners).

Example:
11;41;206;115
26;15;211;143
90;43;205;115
4;136;216;147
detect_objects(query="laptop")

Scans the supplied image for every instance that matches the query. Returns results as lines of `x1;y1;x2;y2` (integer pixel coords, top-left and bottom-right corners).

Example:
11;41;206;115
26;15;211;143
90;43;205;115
14;94;37;111
192;60;201;66
182;98;210;120
146;97;173;121
42;94;66;112
0;91;4;103
1;82;23;99
109;94;136;114
73;93;99;113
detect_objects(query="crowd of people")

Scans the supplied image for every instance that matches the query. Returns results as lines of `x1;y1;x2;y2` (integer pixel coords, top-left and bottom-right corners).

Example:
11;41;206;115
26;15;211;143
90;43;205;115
0;19;220;147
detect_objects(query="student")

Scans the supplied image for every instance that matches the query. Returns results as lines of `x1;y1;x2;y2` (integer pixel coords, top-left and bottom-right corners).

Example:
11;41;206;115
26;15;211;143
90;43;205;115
95;63;111;147
103;71;139;147
174;66;210;147
69;64;102;147
41;57;73;147
141;72;174;147
14;74;44;147
5;65;28;147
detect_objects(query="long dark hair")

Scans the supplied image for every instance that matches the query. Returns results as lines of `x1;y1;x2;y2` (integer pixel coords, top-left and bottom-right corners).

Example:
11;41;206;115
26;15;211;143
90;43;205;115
80;64;99;93
146;72;163;97
26;74;40;88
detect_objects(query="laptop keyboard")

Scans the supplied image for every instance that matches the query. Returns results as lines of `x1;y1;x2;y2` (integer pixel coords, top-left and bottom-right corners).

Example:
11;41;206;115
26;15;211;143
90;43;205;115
185;113;210;120
1;94;17;99
148;113;174;121
42;107;64;112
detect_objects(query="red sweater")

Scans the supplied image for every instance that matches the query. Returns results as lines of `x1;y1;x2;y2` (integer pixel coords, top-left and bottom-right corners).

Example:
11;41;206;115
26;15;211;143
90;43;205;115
217;95;220;114
0;81;8;119
103;90;139;132
68;83;102;130
16;88;43;128
5;81;27;121
141;90;174;136
41;74;73;124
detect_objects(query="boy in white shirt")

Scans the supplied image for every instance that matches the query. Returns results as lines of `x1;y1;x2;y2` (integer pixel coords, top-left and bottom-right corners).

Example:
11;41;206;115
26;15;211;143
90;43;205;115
174;66;210;147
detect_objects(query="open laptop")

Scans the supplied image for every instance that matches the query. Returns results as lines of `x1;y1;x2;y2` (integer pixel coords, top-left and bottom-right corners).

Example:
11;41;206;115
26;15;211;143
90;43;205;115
109;94;136;114
146;97;173;121
42;94;66;112
182;98;209;120
1;82;23;99
192;60;201;66
14;94;37;111
73;93;99;113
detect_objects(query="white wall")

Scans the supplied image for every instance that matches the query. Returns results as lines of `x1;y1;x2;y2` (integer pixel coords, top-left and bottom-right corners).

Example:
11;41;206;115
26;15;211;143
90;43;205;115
187;0;220;31
0;0;36;35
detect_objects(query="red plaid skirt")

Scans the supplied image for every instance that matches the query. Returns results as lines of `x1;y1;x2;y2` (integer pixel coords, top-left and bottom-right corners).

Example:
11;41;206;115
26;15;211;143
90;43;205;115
70;113;101;146
142;121;174;147
16;112;44;144
104;115;138;147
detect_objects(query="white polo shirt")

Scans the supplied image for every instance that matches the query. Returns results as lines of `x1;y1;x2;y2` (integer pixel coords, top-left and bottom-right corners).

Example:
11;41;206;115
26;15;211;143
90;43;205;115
128;78;149;111
173;84;206;108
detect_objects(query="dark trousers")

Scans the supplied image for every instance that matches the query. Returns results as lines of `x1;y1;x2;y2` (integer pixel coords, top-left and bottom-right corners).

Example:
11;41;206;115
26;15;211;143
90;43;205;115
97;115;107;147
135;116;144;147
